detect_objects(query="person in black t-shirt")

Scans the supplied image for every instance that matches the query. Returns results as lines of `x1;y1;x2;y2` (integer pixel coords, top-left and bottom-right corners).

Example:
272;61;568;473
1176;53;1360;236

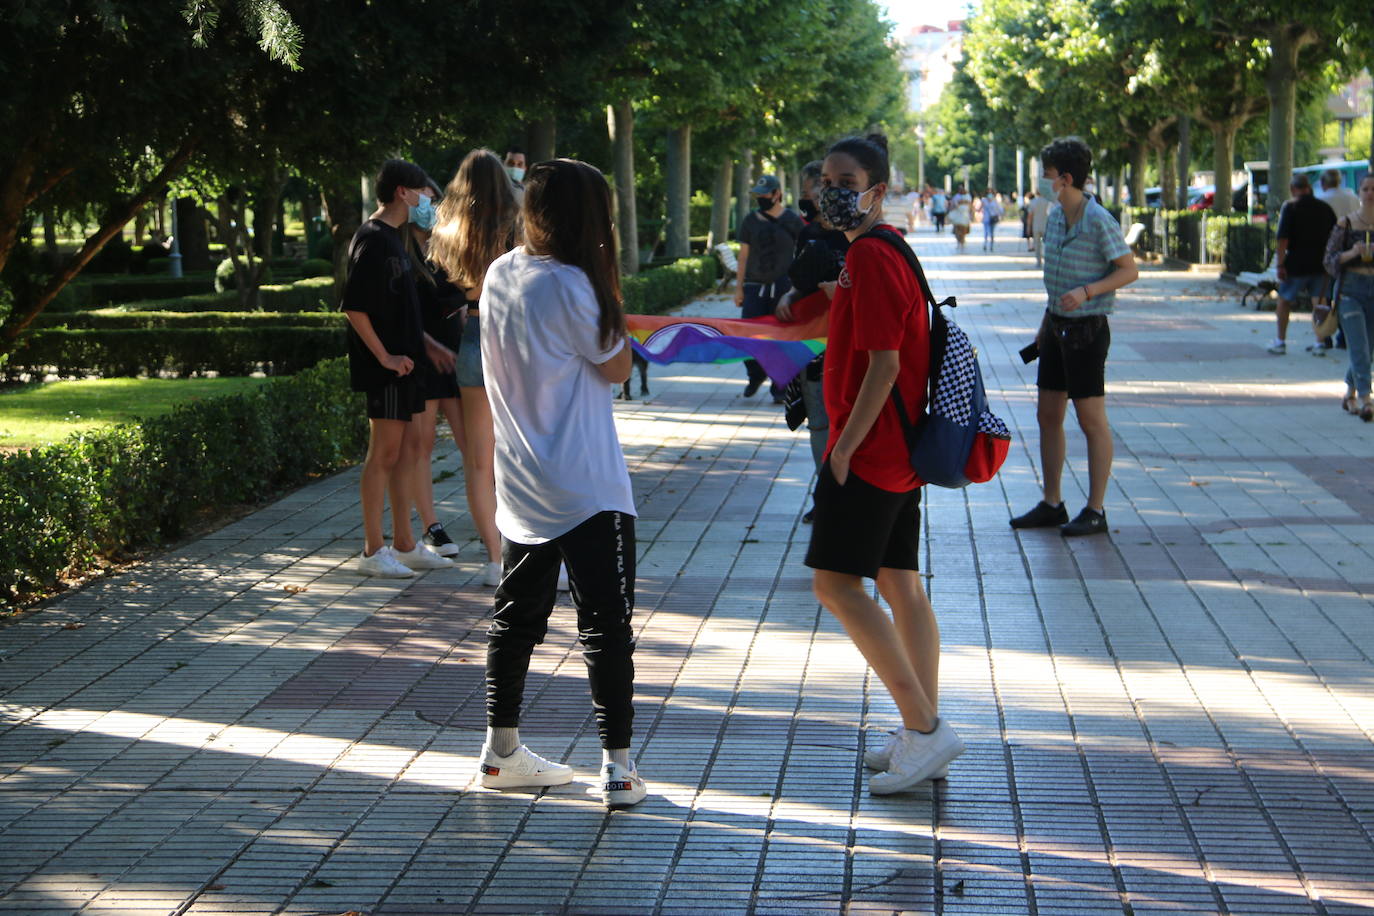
735;174;804;398
342;158;459;578
1269;173;1336;355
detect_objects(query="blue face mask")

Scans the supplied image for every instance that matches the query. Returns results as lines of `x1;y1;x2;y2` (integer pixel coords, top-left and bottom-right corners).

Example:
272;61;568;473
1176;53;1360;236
408;193;436;231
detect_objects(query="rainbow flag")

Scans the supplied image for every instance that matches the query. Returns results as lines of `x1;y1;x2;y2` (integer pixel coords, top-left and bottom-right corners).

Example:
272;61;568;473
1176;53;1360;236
626;292;829;387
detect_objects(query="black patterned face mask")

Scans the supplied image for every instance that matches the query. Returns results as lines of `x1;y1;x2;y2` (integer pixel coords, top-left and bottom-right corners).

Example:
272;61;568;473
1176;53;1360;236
817;184;874;231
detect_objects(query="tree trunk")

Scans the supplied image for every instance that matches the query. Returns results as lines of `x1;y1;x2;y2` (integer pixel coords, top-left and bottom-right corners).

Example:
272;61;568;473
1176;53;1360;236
1160;142;1177;213
1128;142;1147;210
42;205;58;254
1211;123;1236;215
252;174;283;260
1176;115;1191;209
1265;25;1306;224
321;177;363;302
786;159;801;210
526;116;556;164
176;197;211;271
733;150;752;238
1114;167;1125;207
0;140;198;351
664;126;691;259
607;100;638;276
709;158;731;248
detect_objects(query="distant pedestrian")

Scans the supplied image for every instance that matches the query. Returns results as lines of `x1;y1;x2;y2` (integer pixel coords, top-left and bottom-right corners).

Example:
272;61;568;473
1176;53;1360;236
949;186;972;252
1318;169;1360;223
808;133;965;794
1268;174;1336;355
342;159;459;578
1324;172;1374;421
477;158;646;809
429;149;521;588
980;188;1004;251
734;173;804;399
1010;136;1138;537
504;147;527;206
930;187;948;233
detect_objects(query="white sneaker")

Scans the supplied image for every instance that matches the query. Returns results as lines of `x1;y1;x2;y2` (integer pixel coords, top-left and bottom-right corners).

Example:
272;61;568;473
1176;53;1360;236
393;543;455;570
557;563;570;592
869;720;964;795
478;744;574;789
357;546;414;578
484;560;502;588
1266;338;1286;355
597;761;647;809
864;729;948;779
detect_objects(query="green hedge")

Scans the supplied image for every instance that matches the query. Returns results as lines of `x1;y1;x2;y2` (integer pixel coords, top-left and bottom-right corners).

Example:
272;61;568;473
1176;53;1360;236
49;275;218;312
33;310;345;330
6;327;345;379
117;276;334;313
0;357;368;604
622;256;716;315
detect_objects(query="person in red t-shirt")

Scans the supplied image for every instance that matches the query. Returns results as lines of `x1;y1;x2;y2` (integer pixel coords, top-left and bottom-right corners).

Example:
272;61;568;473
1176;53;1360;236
804;133;964;794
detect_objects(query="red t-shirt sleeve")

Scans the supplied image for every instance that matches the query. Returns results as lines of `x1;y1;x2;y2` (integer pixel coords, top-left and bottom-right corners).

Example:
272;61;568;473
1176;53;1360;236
846;238;921;351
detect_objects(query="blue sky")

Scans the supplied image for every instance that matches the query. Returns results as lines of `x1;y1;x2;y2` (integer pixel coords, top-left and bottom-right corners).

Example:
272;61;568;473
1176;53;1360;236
880;0;978;35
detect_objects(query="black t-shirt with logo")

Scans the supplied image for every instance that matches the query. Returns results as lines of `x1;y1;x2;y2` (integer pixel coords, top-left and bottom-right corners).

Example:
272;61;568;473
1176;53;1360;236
340;219;425;391
1277;195;1337;277
739;207;805;283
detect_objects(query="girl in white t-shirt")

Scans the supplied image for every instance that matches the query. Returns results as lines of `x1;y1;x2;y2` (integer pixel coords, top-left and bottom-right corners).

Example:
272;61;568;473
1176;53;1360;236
474;158;645;809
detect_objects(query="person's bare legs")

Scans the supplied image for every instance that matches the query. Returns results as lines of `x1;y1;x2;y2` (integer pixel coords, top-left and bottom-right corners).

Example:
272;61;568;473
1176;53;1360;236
437;396;467;458
1037;388;1069;505
813;569;936;732
361;419;407;555
387;418;427;552
415;400;441;531
460;385;501;563
1275;296;1292;344
875;567;939;712
1072;395;1113;512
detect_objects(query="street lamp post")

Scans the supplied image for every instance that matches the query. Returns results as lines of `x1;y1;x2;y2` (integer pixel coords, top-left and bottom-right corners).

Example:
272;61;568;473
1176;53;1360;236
916;123;926;190
168;197;183;278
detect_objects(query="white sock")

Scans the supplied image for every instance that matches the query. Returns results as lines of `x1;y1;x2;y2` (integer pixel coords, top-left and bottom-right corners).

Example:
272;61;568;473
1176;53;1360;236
488;726;520;757
603;747;631;769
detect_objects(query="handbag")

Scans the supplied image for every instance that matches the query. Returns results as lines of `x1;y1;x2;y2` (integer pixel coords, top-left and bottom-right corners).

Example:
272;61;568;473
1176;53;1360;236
1314;289;1340;338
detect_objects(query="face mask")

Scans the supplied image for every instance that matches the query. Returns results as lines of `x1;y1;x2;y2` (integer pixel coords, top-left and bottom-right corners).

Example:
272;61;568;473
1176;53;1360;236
506;166;525;182
817;184;875;231
799;198;819;221
408;194;436;231
756;195;776;211
1038;176;1060;200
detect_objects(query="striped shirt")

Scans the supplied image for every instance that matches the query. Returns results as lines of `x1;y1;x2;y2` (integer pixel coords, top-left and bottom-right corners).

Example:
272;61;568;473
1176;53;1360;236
1042;195;1131;317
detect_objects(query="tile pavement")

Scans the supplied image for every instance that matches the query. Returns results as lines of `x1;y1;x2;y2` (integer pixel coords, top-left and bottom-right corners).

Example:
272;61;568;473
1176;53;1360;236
1;219;1373;914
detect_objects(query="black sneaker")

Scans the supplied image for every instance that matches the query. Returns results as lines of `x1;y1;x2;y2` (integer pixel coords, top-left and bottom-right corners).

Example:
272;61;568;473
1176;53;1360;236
423;523;460;557
1009;501;1068;529
802;507;815;524
1061;507;1108;537
743;379;763;397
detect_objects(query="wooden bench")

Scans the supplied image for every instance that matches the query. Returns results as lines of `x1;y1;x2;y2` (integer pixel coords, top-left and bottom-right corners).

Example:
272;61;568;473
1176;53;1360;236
1236;255;1278;309
713;243;738;292
1124;222;1148;256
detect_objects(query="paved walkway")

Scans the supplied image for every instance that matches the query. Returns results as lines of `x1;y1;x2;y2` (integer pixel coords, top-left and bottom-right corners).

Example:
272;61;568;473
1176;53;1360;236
2;221;1373;915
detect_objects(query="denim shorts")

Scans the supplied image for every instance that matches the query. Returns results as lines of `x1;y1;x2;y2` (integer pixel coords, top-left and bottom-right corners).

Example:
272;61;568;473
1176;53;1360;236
1278;273;1327;302
456;313;484;388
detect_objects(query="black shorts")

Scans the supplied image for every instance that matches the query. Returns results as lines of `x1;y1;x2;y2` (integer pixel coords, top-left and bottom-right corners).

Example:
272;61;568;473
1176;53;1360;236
804;461;920;579
365;378;425;421
1037;311;1110;400
416;359;459;401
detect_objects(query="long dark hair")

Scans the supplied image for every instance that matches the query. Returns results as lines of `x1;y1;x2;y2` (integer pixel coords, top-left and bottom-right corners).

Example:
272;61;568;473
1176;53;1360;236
523;159;624;350
429;149;519;290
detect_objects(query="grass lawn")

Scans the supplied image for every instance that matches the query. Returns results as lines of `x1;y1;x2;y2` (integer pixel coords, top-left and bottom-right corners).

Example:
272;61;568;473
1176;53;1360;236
0;377;272;450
